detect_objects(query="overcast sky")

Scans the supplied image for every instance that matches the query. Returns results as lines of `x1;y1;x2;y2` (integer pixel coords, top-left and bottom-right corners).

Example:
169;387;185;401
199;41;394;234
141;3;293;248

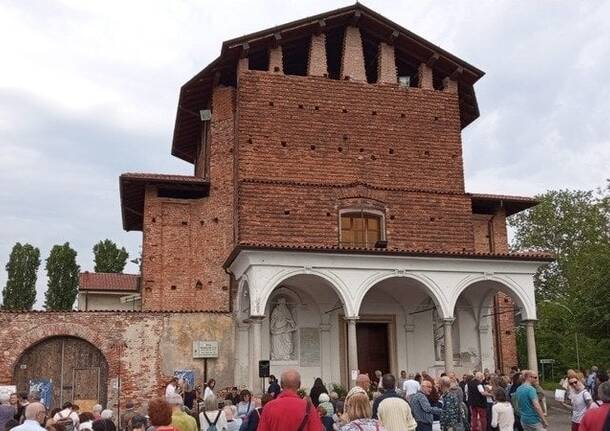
1;0;609;307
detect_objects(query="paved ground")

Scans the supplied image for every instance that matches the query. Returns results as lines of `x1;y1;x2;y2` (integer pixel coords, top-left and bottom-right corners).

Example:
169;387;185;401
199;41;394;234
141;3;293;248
544;389;572;430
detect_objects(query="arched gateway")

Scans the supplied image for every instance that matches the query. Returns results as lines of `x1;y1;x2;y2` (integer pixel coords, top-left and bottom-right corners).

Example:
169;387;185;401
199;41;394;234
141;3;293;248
14;336;109;409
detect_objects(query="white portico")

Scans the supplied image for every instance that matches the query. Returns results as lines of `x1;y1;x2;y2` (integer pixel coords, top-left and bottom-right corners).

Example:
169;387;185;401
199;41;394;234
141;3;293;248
227;247;549;389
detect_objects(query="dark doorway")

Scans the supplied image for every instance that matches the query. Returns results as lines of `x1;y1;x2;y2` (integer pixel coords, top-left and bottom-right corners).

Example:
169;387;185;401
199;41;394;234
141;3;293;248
13;336;108;409
356;322;390;380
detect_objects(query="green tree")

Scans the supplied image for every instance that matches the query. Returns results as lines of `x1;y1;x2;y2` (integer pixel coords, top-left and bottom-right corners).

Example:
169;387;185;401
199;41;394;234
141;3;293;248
1;243;41;310
509;183;610;370
44;242;80;310
93;239;128;273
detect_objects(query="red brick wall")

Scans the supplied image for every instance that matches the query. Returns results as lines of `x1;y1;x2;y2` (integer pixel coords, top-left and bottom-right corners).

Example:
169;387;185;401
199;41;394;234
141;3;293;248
494;293;518;372
472;210;509;253
0;311;234;413
236;72;469;250
237;72;465;193
238;181;475;251
141;86;236;311
472;214;492;252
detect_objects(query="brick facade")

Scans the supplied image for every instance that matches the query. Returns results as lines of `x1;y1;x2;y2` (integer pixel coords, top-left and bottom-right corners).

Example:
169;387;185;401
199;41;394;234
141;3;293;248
141;86;235;311
0;311;234;411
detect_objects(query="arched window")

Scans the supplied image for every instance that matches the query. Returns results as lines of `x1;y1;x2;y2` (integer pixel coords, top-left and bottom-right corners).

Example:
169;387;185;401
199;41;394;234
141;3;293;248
339;210;384;247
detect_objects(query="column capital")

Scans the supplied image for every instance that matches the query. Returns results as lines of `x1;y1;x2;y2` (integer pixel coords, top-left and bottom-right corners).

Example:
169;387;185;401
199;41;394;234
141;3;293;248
442;318;455;325
522;319;538;324
344;316;360;322
247;316;265;325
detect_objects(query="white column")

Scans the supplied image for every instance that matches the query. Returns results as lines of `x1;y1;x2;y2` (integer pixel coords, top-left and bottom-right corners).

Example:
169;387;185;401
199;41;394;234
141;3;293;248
249;317;263;390
524;320;538;372
404;322;415;372
320;323;332;384
235;322;250;385
347;317;359;387
443;318;455;371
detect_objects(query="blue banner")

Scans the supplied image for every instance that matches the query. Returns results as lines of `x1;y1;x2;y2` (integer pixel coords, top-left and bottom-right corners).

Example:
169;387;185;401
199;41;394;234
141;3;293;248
30;379;53;408
174;370;195;388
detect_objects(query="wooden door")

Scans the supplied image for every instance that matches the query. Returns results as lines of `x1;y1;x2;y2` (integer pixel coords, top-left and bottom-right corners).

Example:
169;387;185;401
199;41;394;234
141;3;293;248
13;337;108;409
356;322;390;381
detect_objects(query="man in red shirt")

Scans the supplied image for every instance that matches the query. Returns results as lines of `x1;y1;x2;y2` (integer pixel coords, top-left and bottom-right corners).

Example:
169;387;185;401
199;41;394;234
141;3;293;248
579;382;610;431
258;369;323;431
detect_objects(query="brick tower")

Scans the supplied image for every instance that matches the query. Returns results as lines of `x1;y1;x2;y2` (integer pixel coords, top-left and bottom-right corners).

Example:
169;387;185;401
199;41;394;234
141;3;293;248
120;4;551;385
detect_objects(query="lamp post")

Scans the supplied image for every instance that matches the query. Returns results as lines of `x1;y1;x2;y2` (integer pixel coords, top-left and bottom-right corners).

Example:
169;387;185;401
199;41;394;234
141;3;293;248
543;300;580;370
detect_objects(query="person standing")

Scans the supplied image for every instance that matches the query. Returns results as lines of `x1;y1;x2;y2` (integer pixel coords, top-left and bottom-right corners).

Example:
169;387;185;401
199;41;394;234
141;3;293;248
200;395;227;431
439;376;464;431
267;376;281;399
120;401;137;431
168;394;197;431
579;381;610;431
166;378;180;399
340;392;385;431
563;376;594;431
10;403;47;431
410;380;443;431
148;399;179;431
257;369;322;431
403;374;421;401
514;370;548;431
309;379;328;408
490;389;514;431
203;380;216;402
398;371;408;394
467;372;490;431
236;390;254;419
0;394;16;431
372;375;403;419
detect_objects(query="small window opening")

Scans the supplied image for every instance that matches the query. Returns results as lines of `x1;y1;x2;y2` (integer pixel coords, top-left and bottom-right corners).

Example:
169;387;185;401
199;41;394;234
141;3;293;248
248;49;269;71
282;36;310;76
325;26;345;80
340;210;384;248
395;48;419;87
361;28;380;84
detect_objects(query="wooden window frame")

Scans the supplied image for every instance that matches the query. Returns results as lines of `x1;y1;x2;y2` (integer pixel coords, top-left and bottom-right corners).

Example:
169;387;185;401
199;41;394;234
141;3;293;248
338;208;385;248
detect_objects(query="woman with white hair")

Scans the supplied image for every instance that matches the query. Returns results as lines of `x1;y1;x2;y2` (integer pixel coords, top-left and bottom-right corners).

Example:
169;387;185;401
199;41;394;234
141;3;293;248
199;395;226;431
92;405;103;421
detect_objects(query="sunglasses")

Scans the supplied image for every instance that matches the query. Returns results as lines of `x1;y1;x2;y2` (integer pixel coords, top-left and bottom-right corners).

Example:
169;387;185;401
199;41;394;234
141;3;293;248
569;381;578;385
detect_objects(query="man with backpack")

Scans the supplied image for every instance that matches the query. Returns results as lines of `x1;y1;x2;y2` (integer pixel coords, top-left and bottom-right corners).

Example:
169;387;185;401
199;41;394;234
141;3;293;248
257;369;323;431
53;402;79;431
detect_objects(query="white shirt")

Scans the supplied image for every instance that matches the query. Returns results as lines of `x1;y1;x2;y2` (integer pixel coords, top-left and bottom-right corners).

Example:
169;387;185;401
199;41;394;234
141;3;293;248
12;420;46;431
165;383;177;398
203;386;214;400
53;408;79;426
491;402;514;431
199;410;227;431
569;389;592;423
402;379;420;397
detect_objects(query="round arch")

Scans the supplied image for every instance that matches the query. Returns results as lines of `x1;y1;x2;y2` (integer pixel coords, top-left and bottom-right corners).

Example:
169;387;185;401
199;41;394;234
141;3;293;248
254;268;354;317
451;274;536;320
355;272;451;319
13;335;109;409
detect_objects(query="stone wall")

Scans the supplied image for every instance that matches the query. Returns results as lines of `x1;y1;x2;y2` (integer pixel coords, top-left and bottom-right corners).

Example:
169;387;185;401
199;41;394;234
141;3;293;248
0;311;234;413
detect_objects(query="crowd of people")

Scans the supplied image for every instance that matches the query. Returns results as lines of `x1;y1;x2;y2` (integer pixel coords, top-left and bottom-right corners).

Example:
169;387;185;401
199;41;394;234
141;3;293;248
1;365;609;431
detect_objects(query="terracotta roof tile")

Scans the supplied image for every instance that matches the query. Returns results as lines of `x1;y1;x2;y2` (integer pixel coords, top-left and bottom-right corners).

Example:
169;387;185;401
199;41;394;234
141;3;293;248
78;272;140;292
224;242;554;267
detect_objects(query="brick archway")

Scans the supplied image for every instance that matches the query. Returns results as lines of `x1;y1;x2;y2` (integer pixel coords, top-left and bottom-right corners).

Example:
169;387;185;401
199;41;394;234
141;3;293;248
8;321;118;383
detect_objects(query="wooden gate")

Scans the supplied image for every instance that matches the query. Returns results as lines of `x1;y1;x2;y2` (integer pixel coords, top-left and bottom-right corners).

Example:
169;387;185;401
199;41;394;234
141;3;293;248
13;336;108;409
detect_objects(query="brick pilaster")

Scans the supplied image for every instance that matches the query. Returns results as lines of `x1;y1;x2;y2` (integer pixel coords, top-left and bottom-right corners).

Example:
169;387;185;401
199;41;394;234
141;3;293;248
268;46;283;74
377;42;397;84
340;26;366;81
308;33;327;77
418;63;434;89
